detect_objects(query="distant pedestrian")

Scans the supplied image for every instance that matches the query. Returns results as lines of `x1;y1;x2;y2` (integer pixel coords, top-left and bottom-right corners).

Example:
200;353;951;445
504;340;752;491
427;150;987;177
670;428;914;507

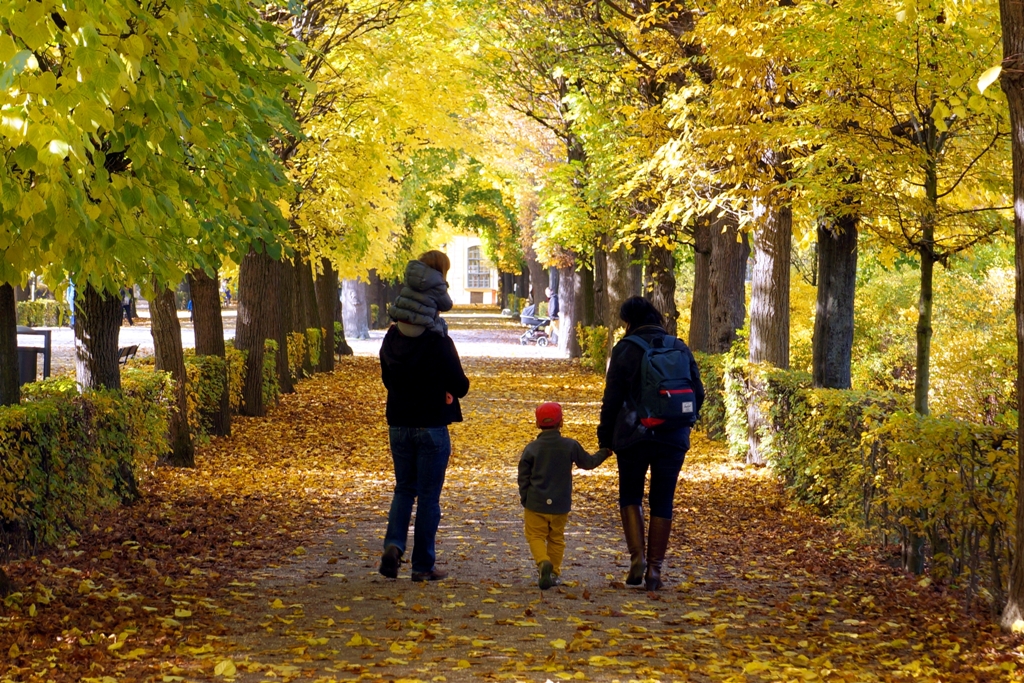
120;286;134;326
545;287;559;344
519;402;610;589
597;297;704;591
187;298;194;323
65;278;76;330
223;282;232;306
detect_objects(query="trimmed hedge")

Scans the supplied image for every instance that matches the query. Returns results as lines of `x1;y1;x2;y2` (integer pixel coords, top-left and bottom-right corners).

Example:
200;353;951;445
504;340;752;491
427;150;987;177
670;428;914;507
287;331;307;381
721;361;1016;607
131;345;250;443
262;338;280;407
307;327;323;369
285;328;326;380
0;370;171;555
693;352;725;440
576;324;610;375
2;337;288;556
16;300;70;327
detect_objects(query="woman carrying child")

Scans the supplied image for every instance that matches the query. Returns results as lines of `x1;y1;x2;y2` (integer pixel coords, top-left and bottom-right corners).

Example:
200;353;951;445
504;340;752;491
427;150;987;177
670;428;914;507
379;251;468;581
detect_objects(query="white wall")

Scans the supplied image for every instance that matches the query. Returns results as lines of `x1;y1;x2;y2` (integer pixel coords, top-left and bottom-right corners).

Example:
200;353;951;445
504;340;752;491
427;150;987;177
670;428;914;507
445;235;498;305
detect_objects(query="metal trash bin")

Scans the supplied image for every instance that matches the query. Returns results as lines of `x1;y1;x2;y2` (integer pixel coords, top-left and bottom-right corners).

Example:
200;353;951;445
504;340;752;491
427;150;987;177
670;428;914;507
16;326;52;386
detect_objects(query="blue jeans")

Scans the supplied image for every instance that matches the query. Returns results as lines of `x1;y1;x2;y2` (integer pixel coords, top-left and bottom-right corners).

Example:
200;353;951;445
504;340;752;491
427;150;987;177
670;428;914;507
617;441;686;518
384;426;451;573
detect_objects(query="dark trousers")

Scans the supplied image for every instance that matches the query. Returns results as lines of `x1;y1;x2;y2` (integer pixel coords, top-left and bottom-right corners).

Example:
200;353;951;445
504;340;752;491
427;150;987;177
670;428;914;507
384;426;451;573
616;441;686;519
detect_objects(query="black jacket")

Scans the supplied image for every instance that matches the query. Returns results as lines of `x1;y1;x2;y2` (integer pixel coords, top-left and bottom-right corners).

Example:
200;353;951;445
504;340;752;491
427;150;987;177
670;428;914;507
380;326;469;427
597;325;704;451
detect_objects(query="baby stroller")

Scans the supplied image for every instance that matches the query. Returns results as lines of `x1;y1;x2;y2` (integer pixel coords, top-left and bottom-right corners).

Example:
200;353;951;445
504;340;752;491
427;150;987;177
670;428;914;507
519;304;551;347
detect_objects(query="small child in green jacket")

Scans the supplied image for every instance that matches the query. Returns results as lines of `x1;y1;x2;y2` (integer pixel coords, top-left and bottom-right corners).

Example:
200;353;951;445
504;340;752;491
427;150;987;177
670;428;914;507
519;402;611;589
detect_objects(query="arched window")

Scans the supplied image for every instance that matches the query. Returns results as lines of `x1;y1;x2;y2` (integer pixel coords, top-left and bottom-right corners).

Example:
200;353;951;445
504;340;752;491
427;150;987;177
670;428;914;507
467;245;491;289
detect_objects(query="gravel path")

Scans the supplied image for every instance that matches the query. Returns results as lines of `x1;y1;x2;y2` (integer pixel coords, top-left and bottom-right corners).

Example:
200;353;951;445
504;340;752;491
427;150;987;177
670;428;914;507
22;310;562;378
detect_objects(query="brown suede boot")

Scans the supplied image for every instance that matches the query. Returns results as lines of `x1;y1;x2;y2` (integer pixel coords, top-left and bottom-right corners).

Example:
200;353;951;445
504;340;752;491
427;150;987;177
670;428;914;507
644;516;672;591
620;506;646;585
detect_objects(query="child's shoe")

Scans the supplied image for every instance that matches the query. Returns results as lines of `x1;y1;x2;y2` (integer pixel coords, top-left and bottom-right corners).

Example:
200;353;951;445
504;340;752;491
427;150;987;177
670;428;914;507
539;561;555;590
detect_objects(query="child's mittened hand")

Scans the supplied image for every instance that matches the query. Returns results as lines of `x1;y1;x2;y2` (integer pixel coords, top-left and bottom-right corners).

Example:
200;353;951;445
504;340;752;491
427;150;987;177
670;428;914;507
445;392;454;405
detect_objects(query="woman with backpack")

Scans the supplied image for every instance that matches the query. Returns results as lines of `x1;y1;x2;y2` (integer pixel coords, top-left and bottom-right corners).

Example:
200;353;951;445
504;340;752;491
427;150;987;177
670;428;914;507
597;297;704;591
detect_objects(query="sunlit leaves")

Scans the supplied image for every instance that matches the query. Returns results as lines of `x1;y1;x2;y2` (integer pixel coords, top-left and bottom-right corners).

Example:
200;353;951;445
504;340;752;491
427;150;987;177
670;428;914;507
0;0;299;290
282;0;498;278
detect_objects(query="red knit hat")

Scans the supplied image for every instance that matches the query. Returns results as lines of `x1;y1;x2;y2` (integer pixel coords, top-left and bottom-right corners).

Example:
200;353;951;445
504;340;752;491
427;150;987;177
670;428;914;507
536;402;562;429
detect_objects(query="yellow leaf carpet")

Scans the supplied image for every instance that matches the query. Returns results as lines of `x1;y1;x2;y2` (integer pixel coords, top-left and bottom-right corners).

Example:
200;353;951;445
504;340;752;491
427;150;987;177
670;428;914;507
1;357;1019;682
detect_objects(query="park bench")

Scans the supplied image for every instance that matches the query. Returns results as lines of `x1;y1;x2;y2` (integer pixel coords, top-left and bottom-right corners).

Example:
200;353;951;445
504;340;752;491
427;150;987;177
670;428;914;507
117;345;138;366
16;327;51;385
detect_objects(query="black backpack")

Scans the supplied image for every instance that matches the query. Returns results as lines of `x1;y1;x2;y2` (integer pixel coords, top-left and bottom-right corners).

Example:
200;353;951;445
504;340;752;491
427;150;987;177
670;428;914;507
624;335;698;429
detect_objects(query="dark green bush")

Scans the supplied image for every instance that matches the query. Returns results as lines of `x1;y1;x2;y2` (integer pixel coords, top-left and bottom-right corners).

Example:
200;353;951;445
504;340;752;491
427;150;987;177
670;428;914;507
16;300;70;327
263;338;280;407
693;352;725;440
0;372;171;554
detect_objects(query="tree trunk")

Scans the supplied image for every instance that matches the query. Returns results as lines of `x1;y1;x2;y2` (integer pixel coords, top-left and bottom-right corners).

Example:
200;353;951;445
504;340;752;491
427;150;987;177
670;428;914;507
367;270;399;328
298;258;319;377
914;172;938;417
0;284;19;406
342;279;370;340
629;244;643;299
902;170;939;576
151;285;195;467
276;259;295;394
315;258;338;373
580;263;596;327
748;203;792;369
500;272;512;310
285;259;301;335
75;284;122;391
366;270;382;327
515;270;530;310
334;287;354;356
559;264;582;358
235;246;279;416
187;268;230;436
690;219;712;352
593;241;608;327
812;216;858;389
914;244;935;418
605;235;637;331
525;249;548;305
708;214;750;354
1000;2;1024;627
647;242;677;336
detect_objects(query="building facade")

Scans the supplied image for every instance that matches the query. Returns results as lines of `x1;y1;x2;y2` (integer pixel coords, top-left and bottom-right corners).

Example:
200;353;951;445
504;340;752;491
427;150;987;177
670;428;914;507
444;235;499;305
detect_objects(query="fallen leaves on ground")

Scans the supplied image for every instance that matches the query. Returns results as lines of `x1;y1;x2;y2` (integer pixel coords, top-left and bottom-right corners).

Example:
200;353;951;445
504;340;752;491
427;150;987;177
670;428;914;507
1;355;1022;682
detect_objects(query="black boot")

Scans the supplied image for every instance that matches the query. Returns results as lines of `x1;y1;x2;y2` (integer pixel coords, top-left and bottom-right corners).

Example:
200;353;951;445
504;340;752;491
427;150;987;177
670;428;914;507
379;545;401;579
620;506;646;585
645;516;672;591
